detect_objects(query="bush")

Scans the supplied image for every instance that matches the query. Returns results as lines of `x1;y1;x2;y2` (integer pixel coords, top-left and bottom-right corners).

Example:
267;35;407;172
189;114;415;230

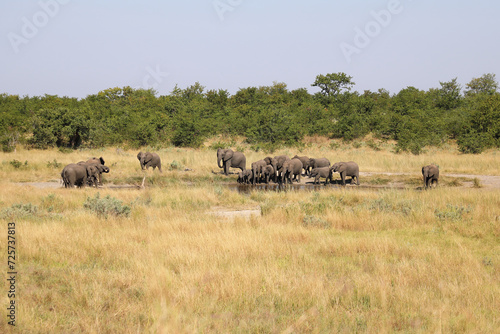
1;203;38;219
46;159;62;169
83;193;131;218
9;160;27;169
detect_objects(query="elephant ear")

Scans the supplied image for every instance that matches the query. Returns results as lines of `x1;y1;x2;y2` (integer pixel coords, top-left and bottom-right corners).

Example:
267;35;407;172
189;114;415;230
338;163;347;172
224;150;234;161
99;157;105;165
137;152;142;161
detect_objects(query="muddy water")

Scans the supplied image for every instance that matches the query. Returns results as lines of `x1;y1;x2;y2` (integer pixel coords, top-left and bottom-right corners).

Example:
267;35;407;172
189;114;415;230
225;183;385;194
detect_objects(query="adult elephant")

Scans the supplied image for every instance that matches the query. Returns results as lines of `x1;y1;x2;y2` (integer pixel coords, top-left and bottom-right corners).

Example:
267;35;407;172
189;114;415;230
271;155;290;181
217;148;246;176
292;155;310;175
251;159;267;184
282;158;303;184
137;152;162;172
331;161;360;186
78;158;110;186
61;163;100;188
422;164;439;188
309;157;331;170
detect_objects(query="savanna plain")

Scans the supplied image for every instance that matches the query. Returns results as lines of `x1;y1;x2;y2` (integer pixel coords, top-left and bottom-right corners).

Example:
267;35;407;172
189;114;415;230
0;138;499;333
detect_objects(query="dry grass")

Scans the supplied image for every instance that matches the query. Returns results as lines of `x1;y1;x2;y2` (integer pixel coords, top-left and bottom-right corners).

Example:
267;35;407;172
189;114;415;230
0;141;499;333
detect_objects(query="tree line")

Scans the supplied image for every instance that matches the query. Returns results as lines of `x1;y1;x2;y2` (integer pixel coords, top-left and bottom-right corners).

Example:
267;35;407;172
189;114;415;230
1;73;499;154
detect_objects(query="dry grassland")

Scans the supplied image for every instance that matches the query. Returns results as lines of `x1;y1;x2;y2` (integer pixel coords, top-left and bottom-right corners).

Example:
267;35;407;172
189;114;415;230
0;140;499;333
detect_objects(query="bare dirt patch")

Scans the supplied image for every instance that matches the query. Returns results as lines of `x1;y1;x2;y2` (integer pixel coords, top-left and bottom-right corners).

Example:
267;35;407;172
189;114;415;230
207;207;261;220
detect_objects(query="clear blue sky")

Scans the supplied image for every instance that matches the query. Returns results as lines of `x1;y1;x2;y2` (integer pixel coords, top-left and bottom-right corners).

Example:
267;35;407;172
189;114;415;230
1;0;499;98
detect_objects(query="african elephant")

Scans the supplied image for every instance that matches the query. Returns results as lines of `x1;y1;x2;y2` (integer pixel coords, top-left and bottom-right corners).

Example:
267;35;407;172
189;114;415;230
61;163;100;188
309;157;331;170
292;155;310;175
237;169;253;184
217;148;246;176
271;155;290;181
137;152;162;172
309;167;333;185
282;158;303;184
261;165;275;184
251;160;267;184
422;164;439;188
77;158;110;186
331;161;360;186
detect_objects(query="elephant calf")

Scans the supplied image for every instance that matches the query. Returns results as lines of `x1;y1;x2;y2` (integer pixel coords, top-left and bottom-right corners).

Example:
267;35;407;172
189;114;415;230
237;169;253;184
309;167;333;185
422;164;439;188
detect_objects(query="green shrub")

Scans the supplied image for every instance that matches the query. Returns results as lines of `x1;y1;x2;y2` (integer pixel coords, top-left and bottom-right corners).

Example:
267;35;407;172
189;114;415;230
9;160;27;169
83;193;131;218
46;159;62;169
169;160;183;170
434;204;472;221
302;215;331;229
1;203;38;219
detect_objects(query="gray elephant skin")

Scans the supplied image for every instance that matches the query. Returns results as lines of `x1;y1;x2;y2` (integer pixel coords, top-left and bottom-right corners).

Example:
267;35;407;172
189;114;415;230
422;164;439;188
282;158;303;184
331;161;360;185
261;165;275;184
137;152;162;172
292;155;310;175
309;157;331;170
237;169;253;184
309;167;333;185
77;157;109;186
271;155;290;180
251;159;267;184
61;163;100;188
217;148;246;176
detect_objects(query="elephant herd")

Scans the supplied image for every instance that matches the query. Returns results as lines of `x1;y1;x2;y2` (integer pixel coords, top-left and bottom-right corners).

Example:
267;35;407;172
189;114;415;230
218;148;439;189
59;148;439;189
60;152;162;188
217;148;360;186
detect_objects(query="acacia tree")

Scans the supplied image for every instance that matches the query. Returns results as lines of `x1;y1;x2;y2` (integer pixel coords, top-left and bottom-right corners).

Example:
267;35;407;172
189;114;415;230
464;73;498;97
311;73;355;97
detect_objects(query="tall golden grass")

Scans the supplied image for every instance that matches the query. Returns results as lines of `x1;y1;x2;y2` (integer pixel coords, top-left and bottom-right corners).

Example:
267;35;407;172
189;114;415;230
0;140;499;333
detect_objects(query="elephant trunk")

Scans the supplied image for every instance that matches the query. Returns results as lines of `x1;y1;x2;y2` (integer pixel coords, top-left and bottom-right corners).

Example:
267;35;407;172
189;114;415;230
217;157;223;169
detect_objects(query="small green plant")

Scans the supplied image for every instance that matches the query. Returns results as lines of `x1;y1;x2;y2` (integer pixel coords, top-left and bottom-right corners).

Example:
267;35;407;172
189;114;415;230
366;139;382;151
302;215;331;229
1;203;38;219
472;178;482;188
209;140;236;150
9;159;23;169
83;193;131;218
58;147;73;154
46;159;62;169
329;141;340;150
434;204;472;222
169;160;183;170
